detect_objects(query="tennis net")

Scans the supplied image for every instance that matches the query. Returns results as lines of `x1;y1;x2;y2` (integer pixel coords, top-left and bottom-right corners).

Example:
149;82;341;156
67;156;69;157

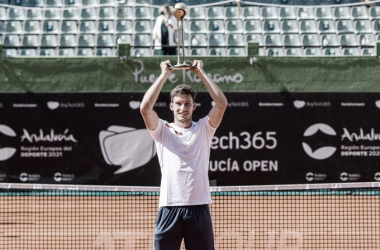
0;182;379;249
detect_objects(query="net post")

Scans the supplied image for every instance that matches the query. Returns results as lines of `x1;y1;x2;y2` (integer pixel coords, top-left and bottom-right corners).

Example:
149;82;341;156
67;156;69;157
0;44;3;58
376;41;380;57
118;43;130;58
247;42;259;57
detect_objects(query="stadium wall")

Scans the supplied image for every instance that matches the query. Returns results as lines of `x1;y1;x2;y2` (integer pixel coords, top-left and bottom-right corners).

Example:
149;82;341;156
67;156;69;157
1;43;380;92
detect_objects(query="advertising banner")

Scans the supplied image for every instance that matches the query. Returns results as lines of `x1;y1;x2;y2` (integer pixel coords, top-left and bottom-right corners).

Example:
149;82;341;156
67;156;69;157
0;92;380;186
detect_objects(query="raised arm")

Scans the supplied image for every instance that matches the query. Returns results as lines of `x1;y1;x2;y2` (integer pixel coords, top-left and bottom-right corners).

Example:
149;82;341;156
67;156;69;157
140;60;173;130
191;60;228;128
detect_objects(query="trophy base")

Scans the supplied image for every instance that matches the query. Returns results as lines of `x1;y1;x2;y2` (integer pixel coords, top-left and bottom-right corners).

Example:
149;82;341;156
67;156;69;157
169;64;196;70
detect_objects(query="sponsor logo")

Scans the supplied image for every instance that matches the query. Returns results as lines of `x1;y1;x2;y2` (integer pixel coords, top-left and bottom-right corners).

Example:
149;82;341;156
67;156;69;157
13;103;37;108
294;100;331;109
94;103;120;108
341;128;380;142
47;101;60;110
306;172;327;182
99;126;156;174
19;172;41;182
341;102;365;107
302;123;337;160
228;102;249;108
340;172;361;182
375;100;380;109
21;129;78;143
0;124;17;161
375;172;380;181
154;102;167;108
129;101;140;110
293;100;305;109
54;172;75;182
0;172;6;181
258;102;283;107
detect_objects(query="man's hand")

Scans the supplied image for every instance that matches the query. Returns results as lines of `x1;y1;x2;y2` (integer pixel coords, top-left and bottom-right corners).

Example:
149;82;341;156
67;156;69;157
190;60;204;74
161;60;174;75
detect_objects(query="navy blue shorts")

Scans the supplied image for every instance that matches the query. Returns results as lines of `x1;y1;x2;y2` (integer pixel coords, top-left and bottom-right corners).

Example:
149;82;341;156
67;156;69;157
154;205;215;250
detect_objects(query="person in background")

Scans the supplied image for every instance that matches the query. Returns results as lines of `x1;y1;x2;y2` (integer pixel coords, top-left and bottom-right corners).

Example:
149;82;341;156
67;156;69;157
152;5;178;56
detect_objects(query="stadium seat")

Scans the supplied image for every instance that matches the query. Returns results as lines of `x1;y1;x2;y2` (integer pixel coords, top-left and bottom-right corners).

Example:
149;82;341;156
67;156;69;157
186;34;207;46
351;6;369;20
20;49;38;56
82;0;98;6
78;34;95;47
134;20;152;34
286;48;303;56
242;6;260;20
315;7;333;20
359;33;375;46
64;0;80;6
227;34;245;46
304;48;322;56
2;49;18;57
189;20;207;34
81;8;97;20
117;7;133;20
0;8;6;21
333;7;351;20
209;34;226;46
342;48;361;56
225;7;240;20
26;9;43;20
189;8;206;20
5;21;23;34
40;49;56;56
299;20;318;34
244;20;262;34
116;34;132;44
339;34;358;46
46;0;62;7
336;20;355;34
283;34;301;46
59;48;75;56
24;21;42;34
99;0;114;4
264;34;283;46
209;48;227;56
226;20;244;34
8;8;25;20
28;0;44;7
321;34;339;47
190;48;208;56
228;47;246;56
369;6;380;20
267;48;284;56
281;20;299;34
324;48;342;56
96;48;113;57
44;9;61;20
79;21;96;34
134;7;152;20
116;20;133;34
355;20;372;33
373;20;380;33
302;34;321;46
246;34;263;45
99;7;116;20
362;48;374;56
133;34;151;46
132;48;151;57
63;9;80;20
42;21;60;34
297;7;315;20
3;35;21;47
77;48;94;56
318;20;337;34
60;34;77;47
61;21;78;34
208;20;225;33
207;6;225;20
97;34;115;47
279;7;296;20
40;35;58;47
9;0;24;5
263;20;281;33
261;7;279;20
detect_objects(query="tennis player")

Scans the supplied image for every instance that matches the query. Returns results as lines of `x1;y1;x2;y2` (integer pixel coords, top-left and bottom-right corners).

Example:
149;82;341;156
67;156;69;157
140;60;228;250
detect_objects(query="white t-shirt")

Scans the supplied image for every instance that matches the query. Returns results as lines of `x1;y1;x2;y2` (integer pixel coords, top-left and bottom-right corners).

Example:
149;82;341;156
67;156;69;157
149;116;216;207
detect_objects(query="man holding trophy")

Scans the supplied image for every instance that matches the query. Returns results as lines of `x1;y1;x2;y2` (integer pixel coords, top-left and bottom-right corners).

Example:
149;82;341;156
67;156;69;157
140;4;228;250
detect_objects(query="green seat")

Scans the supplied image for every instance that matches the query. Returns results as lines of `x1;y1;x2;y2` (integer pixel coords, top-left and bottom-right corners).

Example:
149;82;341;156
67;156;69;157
208;20;225;33
207;6;225;20
28;0;44;7
62;9;80;20
359;34;375;46
279;7;296;20
244;20;262;34
134;7;152;20
209;48;227;56
58;48;75;56
132;48;151;57
362;48;374;56
227;34;245;46
369;6;380;20
242;6;260;20
225;7;240;20
116;7;133;20
133;20;152;34
263;20;281;34
351;6;369;20
77;48;94;56
321;34;339;47
261;7;279;20
267;48;284;56
2;49;18;57
42;21;60;34
79;21;97;34
283;34;301;46
245;34;263;45
116;34;132;44
190;48;208;56
336;20;355;34
189;20;207;34
299;20;317;34
323;48;342;56
342;48;360;56
208;34;226;46
185;33;207;46
228;48;246;56
315;7;333;20
3;35;21;47
82;0;98;6
264;34;283;46
97;34;115;47
333;7;351;20
40;35;58;47
78;34;95;47
24;21;42;34
61;21;78;34
0;7;6;21
339;34;358;46
60;35;77;47
302;34;320;46
116;20;133;34
5;21;23;34
64;0;80;6
8;8;25;20
318;20;336;34
281;20;299;34
96;48;113;57
226;20;243;34
44;9;61;20
20;49;38;56
304;48;322;56
26;9;43;20
297;7;315;20
99;7;116;20
39;49;57;56
81;8;97;20
46;0;62;7
355;20;372;34
133;34;151;46
189;8;206;20
285;48;303;56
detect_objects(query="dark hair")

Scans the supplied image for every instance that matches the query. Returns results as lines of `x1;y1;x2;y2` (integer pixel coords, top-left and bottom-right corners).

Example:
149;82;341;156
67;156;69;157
170;84;197;102
162;4;171;16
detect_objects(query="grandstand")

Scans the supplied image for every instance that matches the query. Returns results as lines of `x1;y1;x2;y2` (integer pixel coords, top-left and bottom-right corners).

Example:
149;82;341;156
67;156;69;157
0;0;379;57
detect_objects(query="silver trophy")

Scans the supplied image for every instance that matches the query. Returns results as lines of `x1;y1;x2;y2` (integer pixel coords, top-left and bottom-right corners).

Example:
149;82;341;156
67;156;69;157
169;3;196;70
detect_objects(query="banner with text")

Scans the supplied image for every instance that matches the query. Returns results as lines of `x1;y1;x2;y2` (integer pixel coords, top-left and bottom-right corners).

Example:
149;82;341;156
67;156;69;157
0;92;380;186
